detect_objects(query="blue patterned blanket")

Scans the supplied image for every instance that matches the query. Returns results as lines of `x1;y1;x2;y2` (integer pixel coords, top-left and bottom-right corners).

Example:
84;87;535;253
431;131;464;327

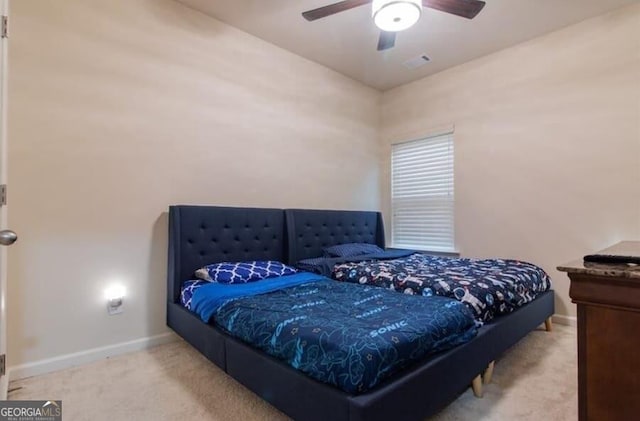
332;254;552;323
187;273;477;393
297;250;415;276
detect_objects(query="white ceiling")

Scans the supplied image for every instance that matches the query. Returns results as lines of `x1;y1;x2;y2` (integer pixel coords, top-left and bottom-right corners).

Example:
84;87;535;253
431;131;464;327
177;0;638;90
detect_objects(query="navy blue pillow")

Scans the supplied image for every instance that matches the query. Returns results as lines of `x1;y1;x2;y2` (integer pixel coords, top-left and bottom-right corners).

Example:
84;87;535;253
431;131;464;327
323;243;384;258
195;260;298;284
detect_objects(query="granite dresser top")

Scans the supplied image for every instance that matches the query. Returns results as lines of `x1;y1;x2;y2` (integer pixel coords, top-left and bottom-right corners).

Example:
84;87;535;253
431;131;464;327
557;241;640;279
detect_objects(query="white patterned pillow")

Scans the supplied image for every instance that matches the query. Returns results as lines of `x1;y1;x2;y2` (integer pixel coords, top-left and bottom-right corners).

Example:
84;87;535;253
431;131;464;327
195;260;298;284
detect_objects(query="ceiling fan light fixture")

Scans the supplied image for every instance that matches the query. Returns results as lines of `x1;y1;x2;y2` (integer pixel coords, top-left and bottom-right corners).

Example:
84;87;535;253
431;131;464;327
372;0;422;32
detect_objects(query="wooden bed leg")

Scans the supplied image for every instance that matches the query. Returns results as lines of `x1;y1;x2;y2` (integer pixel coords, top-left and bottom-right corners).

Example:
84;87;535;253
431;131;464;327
471;375;483;398
545;317;553;332
483;361;495;384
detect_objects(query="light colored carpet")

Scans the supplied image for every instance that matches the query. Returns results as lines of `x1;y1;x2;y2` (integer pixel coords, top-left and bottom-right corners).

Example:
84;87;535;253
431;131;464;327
9;325;577;421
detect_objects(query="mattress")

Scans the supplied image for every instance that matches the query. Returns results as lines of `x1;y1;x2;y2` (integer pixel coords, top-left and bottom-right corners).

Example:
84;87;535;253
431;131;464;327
181;272;477;394
330;253;552;323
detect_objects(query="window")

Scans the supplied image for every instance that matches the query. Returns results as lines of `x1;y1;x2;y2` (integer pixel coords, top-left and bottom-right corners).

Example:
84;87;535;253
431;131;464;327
391;132;454;252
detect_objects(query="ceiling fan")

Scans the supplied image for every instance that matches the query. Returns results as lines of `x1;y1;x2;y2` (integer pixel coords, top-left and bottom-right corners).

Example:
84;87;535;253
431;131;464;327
302;0;486;51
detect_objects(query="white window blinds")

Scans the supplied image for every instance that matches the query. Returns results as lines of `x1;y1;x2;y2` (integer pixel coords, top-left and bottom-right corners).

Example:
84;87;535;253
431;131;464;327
391;132;454;252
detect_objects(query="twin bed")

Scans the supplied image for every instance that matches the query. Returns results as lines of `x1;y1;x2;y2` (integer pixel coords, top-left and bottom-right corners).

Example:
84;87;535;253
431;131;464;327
286;209;552;324
167;205;555;421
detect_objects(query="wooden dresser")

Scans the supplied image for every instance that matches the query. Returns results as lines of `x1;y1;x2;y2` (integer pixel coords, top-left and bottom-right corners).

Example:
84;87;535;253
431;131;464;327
558;241;640;421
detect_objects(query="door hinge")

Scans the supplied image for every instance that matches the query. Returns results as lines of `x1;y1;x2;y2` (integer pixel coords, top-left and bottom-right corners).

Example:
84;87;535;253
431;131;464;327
0;185;6;206
1;16;7;39
0;354;5;376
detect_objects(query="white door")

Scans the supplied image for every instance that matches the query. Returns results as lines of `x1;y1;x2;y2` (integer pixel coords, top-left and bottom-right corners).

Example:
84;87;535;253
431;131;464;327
0;0;16;400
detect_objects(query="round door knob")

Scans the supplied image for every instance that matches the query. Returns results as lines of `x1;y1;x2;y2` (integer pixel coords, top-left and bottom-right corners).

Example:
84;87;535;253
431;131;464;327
0;230;17;246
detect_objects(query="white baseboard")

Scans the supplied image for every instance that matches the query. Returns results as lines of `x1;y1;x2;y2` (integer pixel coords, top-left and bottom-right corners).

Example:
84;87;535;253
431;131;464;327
552;314;577;327
9;332;178;381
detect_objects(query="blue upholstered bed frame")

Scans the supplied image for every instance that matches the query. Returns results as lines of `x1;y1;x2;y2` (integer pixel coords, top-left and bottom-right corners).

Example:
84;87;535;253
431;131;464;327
285;208;386;264
167;205;555;421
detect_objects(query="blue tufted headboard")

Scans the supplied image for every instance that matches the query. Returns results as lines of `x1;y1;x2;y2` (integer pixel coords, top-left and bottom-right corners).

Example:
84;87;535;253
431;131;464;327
168;205;286;303
285;209;385;264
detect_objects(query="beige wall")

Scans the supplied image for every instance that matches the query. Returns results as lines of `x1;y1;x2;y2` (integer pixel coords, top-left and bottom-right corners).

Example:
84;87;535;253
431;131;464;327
381;4;640;318
8;0;639;369
7;0;381;367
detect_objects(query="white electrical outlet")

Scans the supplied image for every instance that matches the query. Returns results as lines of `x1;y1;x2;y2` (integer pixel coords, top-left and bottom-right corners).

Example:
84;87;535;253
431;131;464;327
107;297;124;315
105;284;126;315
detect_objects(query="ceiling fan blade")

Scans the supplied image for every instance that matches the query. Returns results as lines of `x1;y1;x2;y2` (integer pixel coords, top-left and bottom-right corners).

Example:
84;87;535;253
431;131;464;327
423;0;486;19
302;0;372;21
377;31;396;51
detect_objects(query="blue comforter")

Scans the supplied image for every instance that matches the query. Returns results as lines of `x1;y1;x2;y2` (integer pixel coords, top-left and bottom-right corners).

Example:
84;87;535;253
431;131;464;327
188;273;477;394
297;250;415;277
